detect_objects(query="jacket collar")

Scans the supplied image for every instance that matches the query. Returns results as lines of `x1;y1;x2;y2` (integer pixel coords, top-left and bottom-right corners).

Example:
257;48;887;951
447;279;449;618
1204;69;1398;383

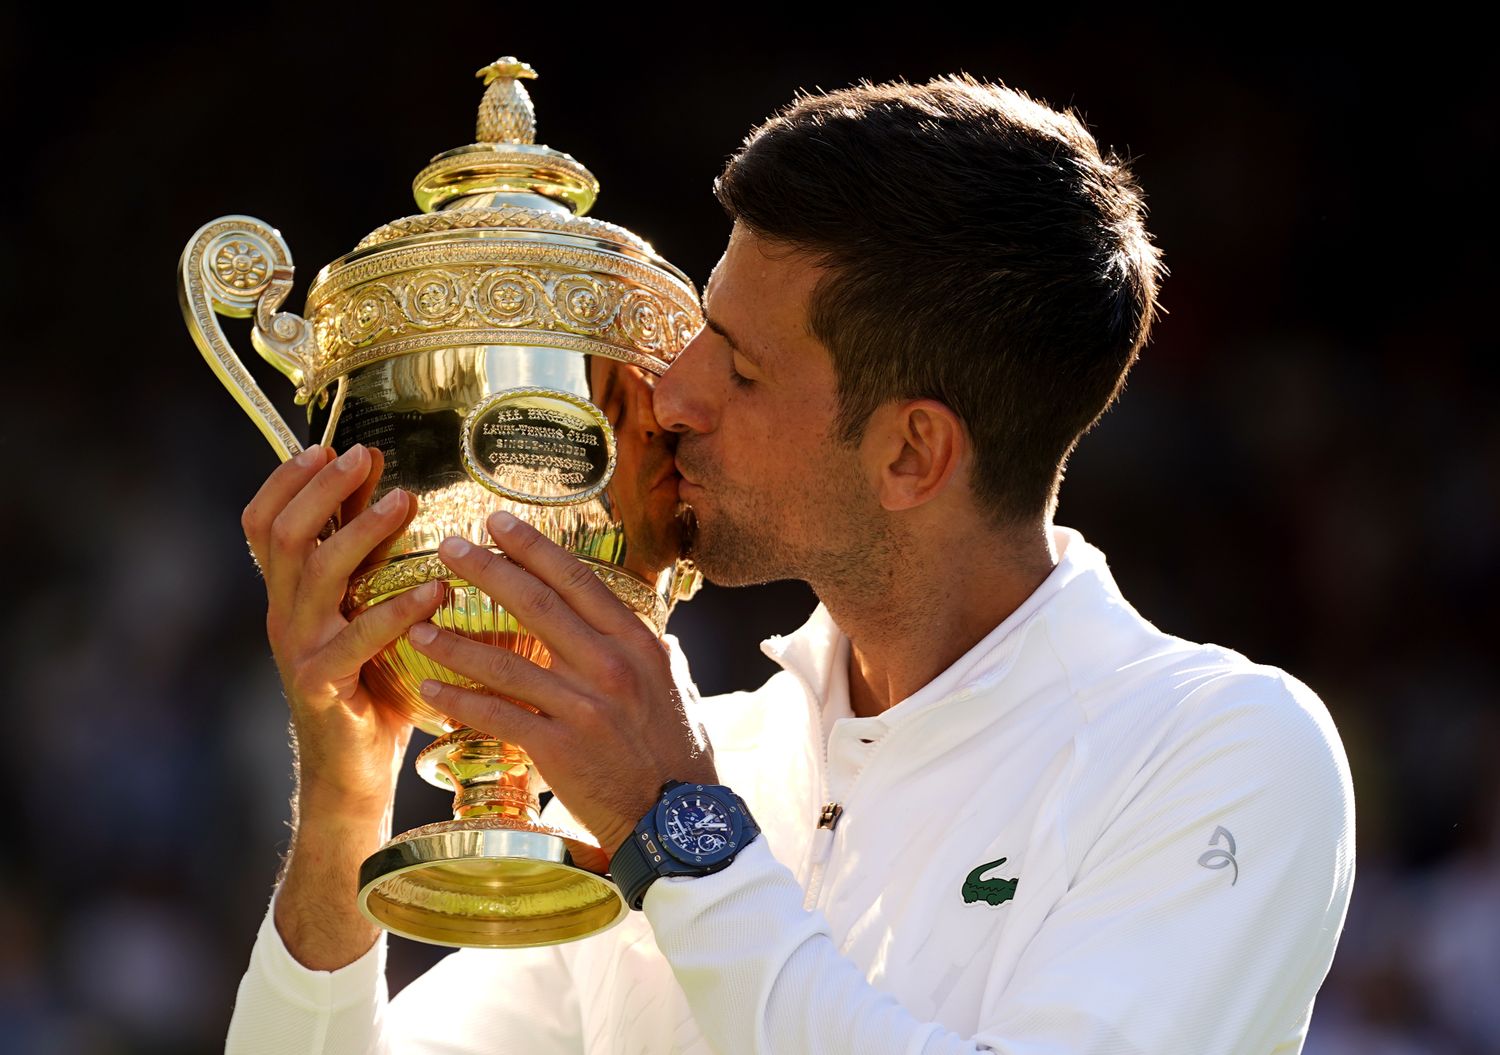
759;527;1124;728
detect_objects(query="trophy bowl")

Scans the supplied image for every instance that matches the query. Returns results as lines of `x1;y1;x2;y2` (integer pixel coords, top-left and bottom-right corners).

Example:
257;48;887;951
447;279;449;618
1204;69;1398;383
179;58;702;948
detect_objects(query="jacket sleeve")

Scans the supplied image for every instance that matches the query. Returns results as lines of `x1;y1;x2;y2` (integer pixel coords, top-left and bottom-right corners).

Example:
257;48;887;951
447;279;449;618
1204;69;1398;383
225;890;583;1054
225;900;394;1055
222;634;708;1055
644;672;1355;1055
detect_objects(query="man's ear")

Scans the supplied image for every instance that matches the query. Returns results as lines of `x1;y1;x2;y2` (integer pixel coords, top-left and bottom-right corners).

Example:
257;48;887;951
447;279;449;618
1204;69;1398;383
865;399;967;512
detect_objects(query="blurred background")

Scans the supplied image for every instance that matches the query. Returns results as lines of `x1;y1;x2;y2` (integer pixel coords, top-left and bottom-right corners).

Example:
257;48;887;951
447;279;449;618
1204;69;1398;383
2;7;1495;1053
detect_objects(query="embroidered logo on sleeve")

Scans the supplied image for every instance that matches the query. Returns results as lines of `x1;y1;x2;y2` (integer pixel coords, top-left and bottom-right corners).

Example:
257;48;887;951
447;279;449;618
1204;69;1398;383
1197;825;1239;885
961;857;1018;906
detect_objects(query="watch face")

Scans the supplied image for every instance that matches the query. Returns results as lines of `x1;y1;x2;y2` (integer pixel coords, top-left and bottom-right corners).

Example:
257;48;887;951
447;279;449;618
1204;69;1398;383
660;789;739;864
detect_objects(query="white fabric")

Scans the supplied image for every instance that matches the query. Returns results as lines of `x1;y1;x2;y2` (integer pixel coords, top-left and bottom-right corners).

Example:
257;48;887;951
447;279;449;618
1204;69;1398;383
226;528;1355;1054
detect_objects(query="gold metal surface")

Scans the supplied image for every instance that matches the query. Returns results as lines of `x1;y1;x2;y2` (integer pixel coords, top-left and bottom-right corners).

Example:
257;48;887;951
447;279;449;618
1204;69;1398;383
358;821;625;947
413;145;600;216
181;56;703;947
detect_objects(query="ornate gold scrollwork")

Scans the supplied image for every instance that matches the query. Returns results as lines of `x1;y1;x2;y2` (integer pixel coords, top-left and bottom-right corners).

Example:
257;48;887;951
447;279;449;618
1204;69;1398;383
300;241;699;396
347;552;669;634
354;206;655;255
180;216;313;461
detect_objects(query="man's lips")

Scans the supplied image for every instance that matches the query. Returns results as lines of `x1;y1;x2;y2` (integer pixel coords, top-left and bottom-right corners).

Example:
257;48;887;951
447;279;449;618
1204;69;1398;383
674;465;703;499
673;447;707;488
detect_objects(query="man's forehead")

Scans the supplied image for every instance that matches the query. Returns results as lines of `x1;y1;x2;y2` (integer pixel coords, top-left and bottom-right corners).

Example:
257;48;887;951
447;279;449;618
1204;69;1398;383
703;227;822;338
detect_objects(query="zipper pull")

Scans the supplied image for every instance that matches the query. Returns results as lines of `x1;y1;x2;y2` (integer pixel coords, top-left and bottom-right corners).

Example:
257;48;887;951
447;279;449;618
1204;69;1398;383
803;804;844;908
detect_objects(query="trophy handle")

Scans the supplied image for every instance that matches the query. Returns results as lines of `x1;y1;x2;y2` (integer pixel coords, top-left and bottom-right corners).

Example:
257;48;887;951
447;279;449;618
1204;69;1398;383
178;215;321;462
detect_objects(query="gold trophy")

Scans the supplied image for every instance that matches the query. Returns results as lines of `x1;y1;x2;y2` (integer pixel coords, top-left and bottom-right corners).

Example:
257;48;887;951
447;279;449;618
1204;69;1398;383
179;58;702;948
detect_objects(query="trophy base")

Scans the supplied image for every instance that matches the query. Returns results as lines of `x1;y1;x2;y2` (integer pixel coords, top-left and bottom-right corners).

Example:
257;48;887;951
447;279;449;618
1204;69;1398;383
357;815;626;948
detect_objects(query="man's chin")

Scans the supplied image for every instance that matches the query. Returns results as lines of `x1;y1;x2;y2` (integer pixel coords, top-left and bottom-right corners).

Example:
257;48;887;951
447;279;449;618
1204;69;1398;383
682;523;790;589
692;561;788;589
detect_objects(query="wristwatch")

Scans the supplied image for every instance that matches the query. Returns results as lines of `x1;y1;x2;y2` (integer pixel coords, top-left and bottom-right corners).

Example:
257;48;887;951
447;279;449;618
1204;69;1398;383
609;781;761;910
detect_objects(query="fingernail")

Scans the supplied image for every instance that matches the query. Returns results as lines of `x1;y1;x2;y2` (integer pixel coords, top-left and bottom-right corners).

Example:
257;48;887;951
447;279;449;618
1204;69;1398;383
409;623;437;645
296;446;322;467
439;537;472;559
490;511;518;532
420;679;441;698
336;444;365;470
375;489;403;513
419;580;443;601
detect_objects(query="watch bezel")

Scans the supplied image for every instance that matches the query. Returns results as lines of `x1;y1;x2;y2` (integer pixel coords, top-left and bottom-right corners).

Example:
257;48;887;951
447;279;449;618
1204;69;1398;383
652;783;747;868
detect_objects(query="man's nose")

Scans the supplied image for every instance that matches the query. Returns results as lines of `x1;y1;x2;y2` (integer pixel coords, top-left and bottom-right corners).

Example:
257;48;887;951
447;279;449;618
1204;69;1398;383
653;329;714;435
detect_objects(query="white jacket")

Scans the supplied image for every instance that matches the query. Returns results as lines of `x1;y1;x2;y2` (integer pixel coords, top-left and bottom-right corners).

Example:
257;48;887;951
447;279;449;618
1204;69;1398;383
227;528;1355;1054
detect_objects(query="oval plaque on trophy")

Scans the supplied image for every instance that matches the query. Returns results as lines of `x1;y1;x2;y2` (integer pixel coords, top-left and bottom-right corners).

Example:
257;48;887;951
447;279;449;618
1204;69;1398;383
463;388;617;504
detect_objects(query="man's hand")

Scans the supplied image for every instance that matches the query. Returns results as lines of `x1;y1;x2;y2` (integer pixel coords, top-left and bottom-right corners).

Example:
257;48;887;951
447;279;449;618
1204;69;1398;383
408;511;717;857
242;443;444;969
243;443;442;809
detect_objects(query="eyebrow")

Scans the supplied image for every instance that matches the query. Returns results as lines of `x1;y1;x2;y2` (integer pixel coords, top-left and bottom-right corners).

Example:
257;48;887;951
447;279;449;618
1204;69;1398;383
704;314;757;361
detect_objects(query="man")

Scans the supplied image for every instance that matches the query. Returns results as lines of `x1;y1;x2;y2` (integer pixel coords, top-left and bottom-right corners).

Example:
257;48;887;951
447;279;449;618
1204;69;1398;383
228;75;1354;1053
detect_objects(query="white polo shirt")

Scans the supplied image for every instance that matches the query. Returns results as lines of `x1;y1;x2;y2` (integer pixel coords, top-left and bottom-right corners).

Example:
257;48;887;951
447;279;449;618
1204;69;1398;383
227;528;1355;1054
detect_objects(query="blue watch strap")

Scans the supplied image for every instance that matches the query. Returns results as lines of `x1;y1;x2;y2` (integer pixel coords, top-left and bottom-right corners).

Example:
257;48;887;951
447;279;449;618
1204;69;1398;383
611;827;666;911
611;780;683;911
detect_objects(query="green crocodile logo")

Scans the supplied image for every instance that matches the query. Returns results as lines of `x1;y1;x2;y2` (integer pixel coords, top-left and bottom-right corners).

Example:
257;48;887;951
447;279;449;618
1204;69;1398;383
962;857;1019;906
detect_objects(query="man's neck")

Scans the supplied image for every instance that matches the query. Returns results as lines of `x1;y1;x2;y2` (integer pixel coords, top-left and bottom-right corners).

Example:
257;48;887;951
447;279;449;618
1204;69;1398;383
824;520;1058;719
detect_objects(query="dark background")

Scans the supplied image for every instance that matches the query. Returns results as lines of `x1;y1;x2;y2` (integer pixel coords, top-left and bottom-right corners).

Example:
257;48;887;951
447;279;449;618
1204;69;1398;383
2;8;1496;1054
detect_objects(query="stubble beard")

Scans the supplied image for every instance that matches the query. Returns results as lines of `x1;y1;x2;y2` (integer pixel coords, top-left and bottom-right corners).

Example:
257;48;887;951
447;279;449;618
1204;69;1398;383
679;489;800;588
678;447;890;597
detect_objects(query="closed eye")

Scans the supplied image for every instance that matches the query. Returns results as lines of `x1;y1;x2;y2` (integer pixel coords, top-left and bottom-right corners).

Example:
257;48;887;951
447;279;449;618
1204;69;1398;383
729;351;756;388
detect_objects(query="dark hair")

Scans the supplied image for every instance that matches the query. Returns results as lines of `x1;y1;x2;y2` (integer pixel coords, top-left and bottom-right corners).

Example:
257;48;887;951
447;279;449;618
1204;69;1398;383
714;75;1164;524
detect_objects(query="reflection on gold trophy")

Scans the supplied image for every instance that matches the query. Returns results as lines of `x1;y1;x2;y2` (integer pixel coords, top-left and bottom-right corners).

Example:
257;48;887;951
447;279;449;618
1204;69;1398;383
179;58;702;947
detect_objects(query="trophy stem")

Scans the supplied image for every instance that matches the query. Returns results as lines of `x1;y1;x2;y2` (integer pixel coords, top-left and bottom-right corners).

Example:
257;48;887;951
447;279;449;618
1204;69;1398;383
421;728;540;820
451;780;534;820
355;726;624;948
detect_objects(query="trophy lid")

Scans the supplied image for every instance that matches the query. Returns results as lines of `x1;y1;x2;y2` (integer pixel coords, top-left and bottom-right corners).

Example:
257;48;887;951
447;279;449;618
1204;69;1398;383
408;57;600;216
296;57;701;401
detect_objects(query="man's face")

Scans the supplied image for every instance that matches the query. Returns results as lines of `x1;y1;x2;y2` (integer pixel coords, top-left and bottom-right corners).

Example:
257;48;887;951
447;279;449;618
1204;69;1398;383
652;224;877;588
